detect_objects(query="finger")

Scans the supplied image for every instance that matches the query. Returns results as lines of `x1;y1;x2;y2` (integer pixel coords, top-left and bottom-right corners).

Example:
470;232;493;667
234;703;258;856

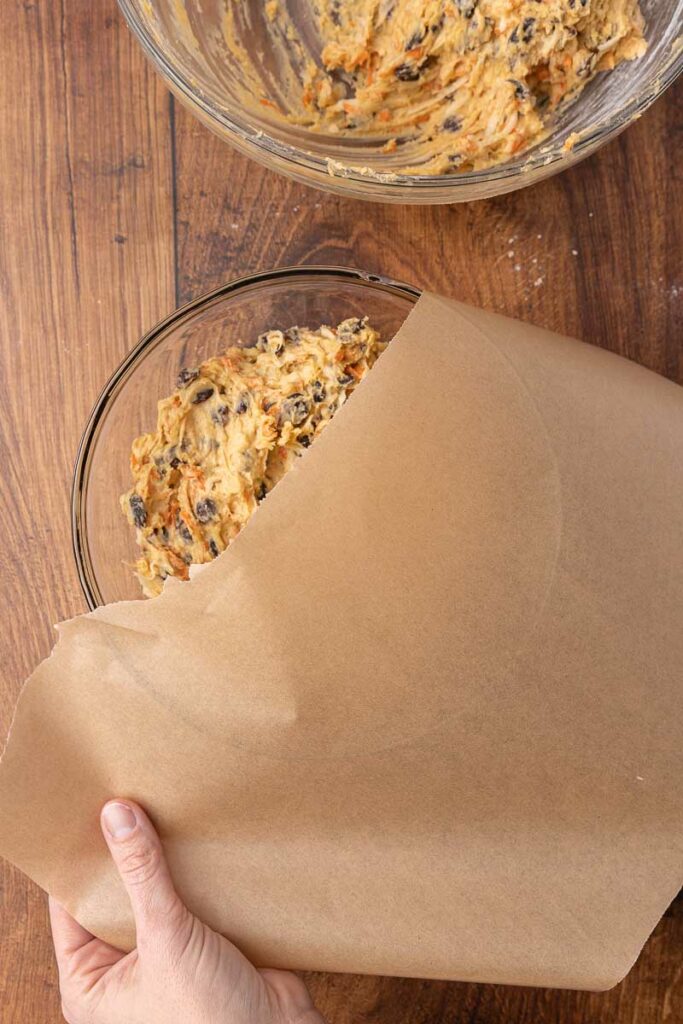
260;969;327;1024
49;895;124;982
49;897;95;965
101;800;188;945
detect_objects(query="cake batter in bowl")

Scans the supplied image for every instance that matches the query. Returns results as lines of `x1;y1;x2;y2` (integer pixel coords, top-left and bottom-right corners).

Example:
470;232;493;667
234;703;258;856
117;0;682;202
72;267;419;608
121;316;386;597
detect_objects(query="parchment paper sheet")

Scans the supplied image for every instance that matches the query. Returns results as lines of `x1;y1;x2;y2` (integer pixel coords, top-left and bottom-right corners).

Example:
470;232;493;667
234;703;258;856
0;293;681;989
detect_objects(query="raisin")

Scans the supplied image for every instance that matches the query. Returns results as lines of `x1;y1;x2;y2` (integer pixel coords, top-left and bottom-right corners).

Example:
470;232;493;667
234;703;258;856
176;367;199;388
192;387;214;404
256;482;268;501
176;516;193;544
508;78;528;100
337;373;354;387
170;456;182;469
522;17;535;42
281;394;310;426
405;27;425;50
442;115;462;132
338;317;365;341
456;0;479;17
234;395;249;414
209;539;220;558
129;493;147;528
195;498;217;524
299;435;312;448
395;62;421;82
312;380;327;403
211;405;229;426
509;27;519;43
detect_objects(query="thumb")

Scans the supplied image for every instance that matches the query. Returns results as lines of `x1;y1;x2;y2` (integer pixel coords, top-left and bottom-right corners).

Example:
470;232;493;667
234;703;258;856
101;800;189;947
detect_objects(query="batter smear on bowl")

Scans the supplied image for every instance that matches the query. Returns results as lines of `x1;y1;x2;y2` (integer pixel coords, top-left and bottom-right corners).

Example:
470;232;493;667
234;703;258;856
280;0;646;173
121;318;385;596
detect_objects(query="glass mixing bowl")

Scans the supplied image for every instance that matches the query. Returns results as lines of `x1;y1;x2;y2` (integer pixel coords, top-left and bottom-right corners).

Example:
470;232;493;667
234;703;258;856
72;266;420;609
117;0;682;203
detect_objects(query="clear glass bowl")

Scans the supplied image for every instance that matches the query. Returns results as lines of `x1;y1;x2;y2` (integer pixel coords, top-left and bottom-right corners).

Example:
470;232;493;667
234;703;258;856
117;0;682;204
72;266;420;609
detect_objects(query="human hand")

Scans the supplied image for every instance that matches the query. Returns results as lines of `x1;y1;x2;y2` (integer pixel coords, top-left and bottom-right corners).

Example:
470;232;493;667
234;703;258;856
50;800;326;1024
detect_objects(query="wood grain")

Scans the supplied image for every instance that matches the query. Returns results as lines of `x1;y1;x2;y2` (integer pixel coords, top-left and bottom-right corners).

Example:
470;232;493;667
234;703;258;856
173;83;682;380
0;0;174;1020
0;0;681;1019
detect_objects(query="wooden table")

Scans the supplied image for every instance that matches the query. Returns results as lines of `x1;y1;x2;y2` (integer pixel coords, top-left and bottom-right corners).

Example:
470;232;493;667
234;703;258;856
0;1;681;1021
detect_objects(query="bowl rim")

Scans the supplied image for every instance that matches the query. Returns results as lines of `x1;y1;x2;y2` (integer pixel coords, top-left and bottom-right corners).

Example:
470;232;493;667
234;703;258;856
72;264;422;611
117;0;683;194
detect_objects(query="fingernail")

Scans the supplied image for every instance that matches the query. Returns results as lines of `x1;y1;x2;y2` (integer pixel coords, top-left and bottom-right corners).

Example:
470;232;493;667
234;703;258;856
103;802;137;840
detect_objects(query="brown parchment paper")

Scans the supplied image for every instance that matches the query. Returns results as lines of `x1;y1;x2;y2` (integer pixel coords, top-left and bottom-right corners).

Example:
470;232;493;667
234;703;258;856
0;293;682;990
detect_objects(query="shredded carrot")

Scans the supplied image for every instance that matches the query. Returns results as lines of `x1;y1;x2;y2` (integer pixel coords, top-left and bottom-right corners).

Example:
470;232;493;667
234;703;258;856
167;551;190;578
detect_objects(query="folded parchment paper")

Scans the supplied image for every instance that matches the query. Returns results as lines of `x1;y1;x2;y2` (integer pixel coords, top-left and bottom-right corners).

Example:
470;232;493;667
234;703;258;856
0;294;681;989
